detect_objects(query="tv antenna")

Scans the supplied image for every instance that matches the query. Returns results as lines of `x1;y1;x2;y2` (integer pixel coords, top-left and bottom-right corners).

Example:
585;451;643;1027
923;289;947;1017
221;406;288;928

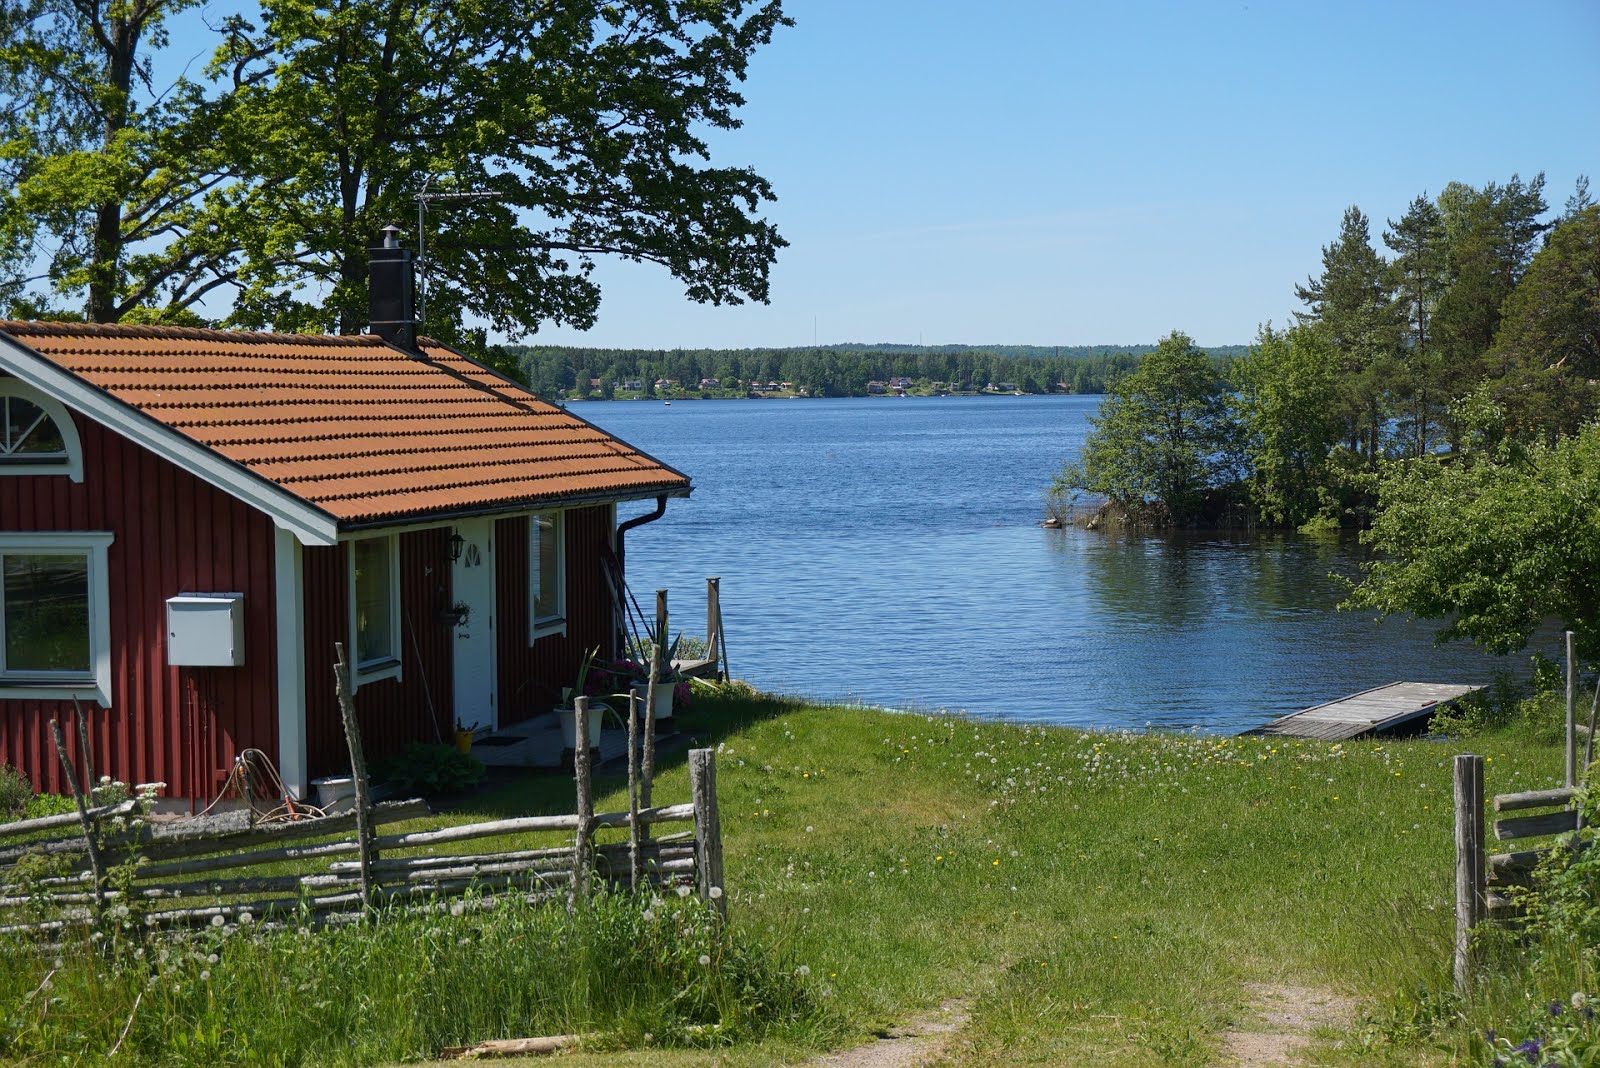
415;175;505;328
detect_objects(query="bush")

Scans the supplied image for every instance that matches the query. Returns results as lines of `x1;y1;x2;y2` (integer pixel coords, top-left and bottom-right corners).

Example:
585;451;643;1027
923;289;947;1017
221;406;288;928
0;764;29;820
373;743;485;797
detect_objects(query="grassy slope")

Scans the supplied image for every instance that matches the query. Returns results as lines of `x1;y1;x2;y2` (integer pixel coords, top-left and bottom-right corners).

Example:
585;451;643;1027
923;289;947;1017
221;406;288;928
444;692;1560;1067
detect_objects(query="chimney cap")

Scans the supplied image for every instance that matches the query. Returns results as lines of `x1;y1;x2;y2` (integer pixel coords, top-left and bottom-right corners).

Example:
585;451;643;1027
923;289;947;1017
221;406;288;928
380;224;405;249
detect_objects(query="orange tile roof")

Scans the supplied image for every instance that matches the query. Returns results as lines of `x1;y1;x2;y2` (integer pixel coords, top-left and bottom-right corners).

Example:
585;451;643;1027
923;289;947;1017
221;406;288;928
0;321;690;527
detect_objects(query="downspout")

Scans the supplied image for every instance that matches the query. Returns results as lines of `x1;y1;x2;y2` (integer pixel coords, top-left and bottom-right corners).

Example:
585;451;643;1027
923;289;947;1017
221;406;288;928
615;495;669;574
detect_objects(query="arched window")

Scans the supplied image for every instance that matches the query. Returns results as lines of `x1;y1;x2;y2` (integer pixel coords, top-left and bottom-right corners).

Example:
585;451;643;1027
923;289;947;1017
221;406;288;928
0;379;83;482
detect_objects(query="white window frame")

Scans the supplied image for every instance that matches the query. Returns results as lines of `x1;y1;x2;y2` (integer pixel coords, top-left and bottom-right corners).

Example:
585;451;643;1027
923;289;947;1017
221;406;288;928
0;379;84;482
529;511;566;642
347;533;402;689
0;531;112;704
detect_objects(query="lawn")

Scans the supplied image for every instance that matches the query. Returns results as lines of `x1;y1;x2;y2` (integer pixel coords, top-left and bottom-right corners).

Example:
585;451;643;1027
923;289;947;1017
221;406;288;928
2;690;1564;1066
453;690;1563;1066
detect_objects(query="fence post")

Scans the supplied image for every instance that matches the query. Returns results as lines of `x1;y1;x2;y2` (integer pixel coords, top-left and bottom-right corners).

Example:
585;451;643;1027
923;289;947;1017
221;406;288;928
573;697;593;904
627;688;642;889
1566;631;1578;789
333;643;376;911
706;577;724;682
1454;753;1486;996
641;590;666;811
689;747;725;918
50;713;106;914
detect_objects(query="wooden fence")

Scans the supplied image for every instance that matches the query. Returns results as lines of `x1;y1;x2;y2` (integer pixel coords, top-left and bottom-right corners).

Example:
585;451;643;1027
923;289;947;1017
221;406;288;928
1;654;725;937
1453;755;1584;993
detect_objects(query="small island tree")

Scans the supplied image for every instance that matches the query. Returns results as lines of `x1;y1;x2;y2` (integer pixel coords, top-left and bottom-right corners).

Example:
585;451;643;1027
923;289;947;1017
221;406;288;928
1052;330;1242;526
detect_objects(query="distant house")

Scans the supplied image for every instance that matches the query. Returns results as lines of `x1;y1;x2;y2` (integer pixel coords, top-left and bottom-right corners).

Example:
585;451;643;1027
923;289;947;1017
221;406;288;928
654;378;676;389
866;381;887;395
699;377;720;389
891;376;912;390
621;379;643;392
0;234;690;803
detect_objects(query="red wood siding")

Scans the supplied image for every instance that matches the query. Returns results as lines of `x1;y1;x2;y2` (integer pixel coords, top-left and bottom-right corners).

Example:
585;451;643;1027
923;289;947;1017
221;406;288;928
0;405;279;803
496;506;615;725
302;528;453;778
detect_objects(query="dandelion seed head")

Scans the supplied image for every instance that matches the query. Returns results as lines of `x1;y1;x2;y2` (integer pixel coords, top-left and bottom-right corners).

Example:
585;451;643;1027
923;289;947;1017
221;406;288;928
698;954;711;966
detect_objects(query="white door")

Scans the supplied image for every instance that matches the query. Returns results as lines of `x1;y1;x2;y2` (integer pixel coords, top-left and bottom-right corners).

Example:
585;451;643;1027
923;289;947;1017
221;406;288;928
451;518;497;731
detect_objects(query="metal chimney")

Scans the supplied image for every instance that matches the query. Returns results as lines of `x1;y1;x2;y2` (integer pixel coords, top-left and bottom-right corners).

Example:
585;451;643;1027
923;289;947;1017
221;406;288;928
368;224;418;352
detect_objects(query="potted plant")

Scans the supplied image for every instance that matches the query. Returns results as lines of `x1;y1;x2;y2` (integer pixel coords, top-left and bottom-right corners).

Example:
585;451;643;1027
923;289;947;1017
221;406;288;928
558;648;606;751
622;634;691;729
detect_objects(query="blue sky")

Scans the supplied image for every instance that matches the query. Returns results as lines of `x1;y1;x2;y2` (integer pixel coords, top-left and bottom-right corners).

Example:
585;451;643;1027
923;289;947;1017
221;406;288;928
529;0;1599;349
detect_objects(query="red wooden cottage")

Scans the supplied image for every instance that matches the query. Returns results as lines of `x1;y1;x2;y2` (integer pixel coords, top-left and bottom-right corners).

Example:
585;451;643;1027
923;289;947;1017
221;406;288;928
0;240;689;804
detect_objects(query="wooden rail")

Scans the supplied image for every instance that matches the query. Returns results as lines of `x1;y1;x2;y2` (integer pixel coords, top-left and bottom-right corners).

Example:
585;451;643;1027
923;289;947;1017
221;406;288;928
0;656;727;938
1453;753;1582;994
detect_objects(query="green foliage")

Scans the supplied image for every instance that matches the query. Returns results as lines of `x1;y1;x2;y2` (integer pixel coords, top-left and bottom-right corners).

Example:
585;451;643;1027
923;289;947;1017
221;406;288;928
1347;428;1600;658
0;890;823;1064
1295;205;1404;468
1056;330;1242;523
372;743;485;797
1231;323;1341;527
208;0;791;339
1487;205;1600;442
507;342;1203;401
0;763;29;819
1;0;792;336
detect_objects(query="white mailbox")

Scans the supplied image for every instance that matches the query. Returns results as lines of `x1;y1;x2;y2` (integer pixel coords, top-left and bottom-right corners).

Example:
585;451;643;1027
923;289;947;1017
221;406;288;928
166;593;245;667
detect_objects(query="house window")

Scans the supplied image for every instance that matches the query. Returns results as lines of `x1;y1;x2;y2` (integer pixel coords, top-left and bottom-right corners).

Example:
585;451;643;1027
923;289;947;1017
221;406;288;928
530;512;565;640
0;532;112;703
0;380;84;481
349;534;400;684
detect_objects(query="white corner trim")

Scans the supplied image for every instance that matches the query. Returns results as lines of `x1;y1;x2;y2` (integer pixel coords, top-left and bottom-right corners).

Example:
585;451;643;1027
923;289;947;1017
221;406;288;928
274;526;308;800
0;531;113;706
0;336;339;546
0;379;84;482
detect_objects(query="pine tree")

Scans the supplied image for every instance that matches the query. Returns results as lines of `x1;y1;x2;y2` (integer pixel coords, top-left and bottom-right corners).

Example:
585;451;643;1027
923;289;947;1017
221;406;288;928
1294;206;1401;468
1384;196;1448;457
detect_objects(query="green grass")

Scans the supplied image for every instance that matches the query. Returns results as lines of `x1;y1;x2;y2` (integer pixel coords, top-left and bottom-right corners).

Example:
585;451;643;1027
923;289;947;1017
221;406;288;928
512;691;1560;1066
2;692;1568;1065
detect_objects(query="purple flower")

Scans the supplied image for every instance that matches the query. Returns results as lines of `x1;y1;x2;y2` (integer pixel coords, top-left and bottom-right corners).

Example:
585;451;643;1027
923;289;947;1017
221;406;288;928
1548;1000;1564;1016
1514;1037;1542;1058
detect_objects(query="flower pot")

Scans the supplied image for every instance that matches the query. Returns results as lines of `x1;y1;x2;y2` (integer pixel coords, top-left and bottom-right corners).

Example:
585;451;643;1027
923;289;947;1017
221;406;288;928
650;683;673;726
557;705;604;750
454;728;474;755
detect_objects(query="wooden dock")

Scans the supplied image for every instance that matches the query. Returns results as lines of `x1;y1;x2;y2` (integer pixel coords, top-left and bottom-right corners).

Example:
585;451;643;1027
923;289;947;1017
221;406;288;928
1244;681;1482;741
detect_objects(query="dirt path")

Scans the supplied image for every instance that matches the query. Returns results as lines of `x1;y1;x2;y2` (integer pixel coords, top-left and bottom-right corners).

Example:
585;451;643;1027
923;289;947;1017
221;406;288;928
1216;983;1357;1067
807;1000;970;1068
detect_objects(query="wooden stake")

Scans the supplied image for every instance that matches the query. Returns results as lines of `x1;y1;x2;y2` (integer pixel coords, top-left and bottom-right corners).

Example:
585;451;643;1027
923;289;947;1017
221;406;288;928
333;643;376;910
641;589;666;812
688;748;724;918
572;697;593;904
1585;674;1598;784
627;687;641;889
1454;753;1485;996
71;697;96;793
1567;631;1578;788
50;714;105;912
706;577;722;682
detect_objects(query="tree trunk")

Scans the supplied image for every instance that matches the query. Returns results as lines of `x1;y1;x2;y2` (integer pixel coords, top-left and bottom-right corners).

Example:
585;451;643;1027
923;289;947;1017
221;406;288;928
87;11;143;322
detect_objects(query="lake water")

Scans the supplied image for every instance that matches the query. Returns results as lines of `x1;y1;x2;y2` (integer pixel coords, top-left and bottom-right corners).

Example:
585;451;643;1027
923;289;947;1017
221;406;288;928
581;394;1516;734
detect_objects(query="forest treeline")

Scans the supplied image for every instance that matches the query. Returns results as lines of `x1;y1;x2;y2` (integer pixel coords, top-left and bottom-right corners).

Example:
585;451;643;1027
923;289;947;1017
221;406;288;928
1060;171;1600;658
500;342;1248;399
